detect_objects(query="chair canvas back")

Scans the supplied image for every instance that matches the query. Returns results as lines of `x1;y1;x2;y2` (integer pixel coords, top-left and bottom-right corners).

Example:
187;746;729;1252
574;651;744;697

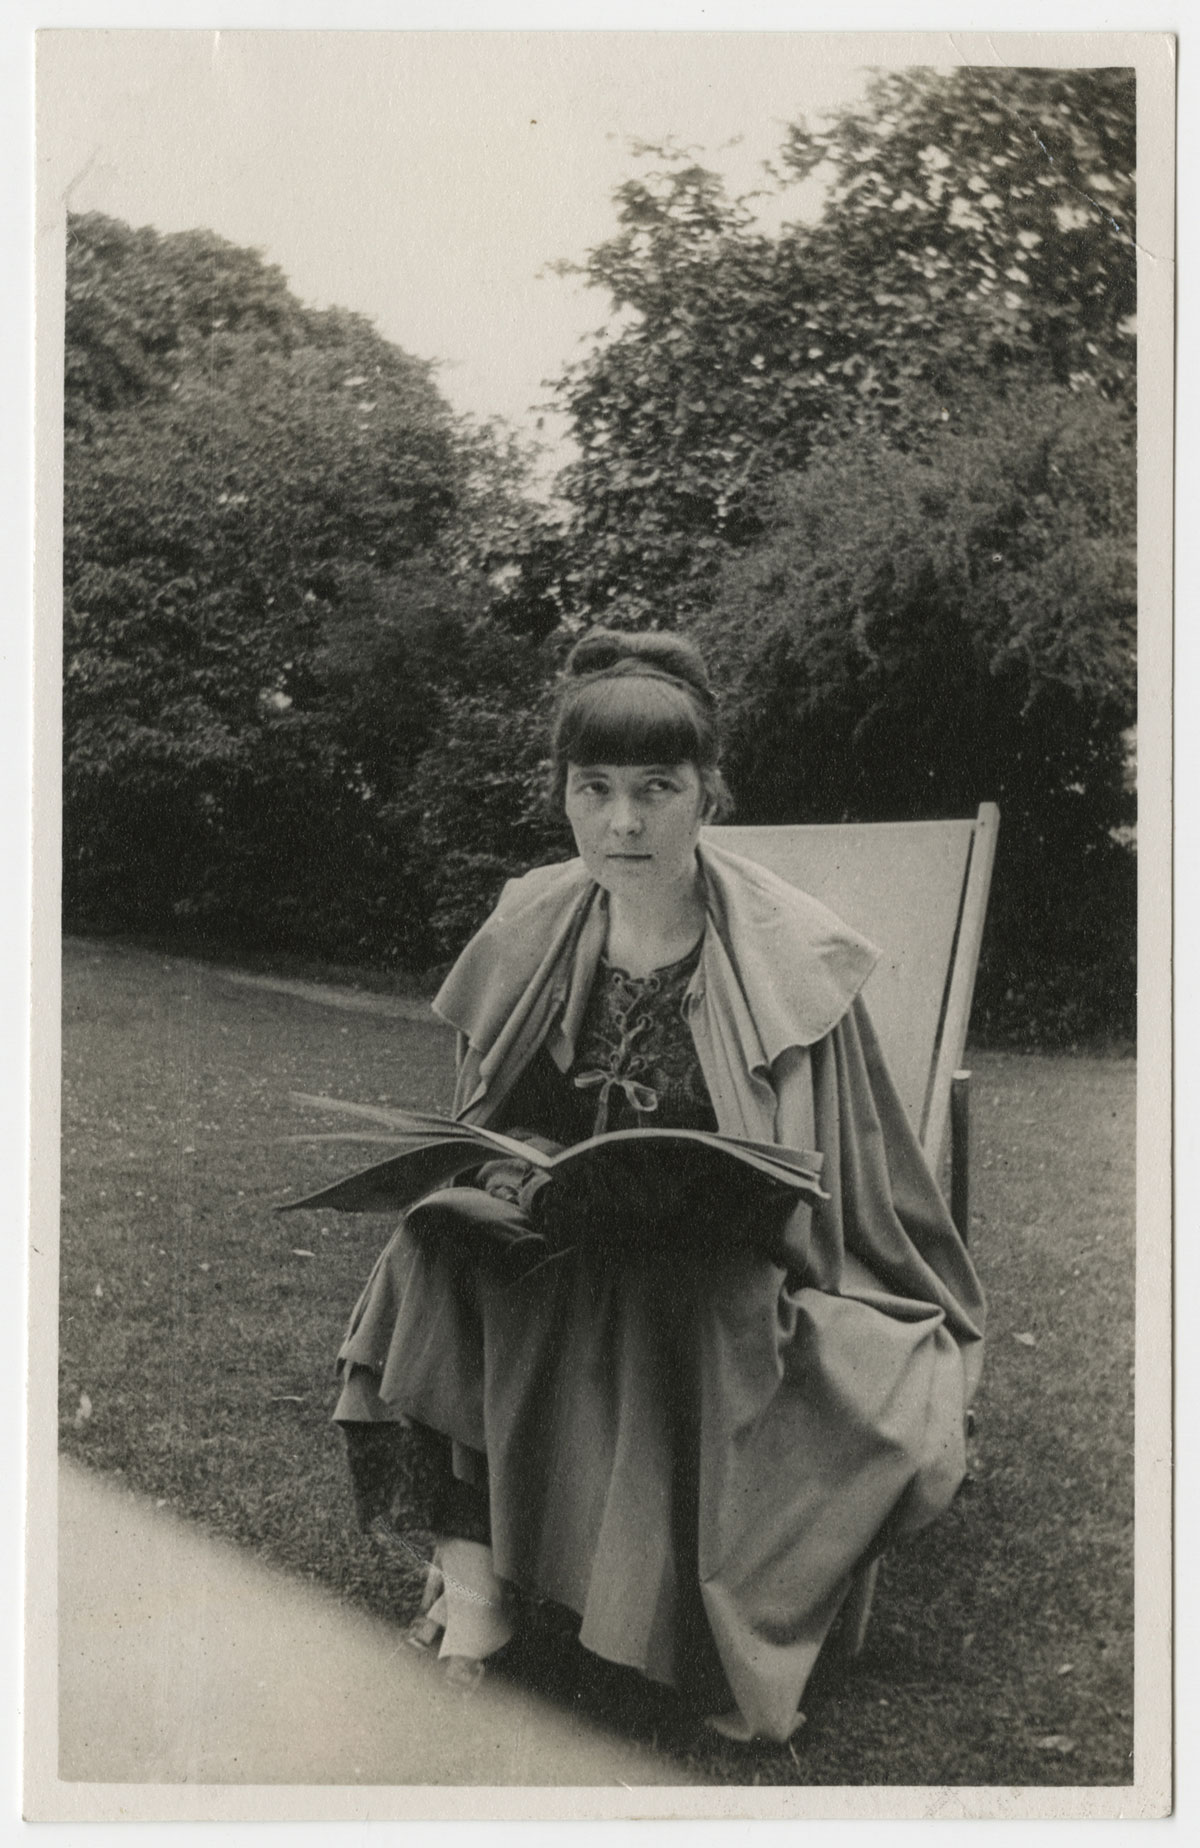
706;807;998;1168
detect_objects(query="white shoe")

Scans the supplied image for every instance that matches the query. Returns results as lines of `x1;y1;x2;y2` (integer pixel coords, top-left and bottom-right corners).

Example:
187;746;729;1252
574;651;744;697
424;1538;516;1662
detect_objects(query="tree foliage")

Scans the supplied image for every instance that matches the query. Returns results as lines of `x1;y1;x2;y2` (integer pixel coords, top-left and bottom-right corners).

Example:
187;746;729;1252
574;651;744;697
692;384;1136;1038
63;51;1140;1049
554;67;1135;623
548;66;1137;1040
63;212;560;961
66;213;308;424
776;65;1135;412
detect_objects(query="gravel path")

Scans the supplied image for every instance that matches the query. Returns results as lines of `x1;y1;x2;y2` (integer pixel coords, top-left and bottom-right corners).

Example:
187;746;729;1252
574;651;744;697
219;968;440;1024
57;1458;690;1791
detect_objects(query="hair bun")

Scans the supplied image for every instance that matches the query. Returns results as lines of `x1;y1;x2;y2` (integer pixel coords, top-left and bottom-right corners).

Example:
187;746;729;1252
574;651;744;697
565;628;714;705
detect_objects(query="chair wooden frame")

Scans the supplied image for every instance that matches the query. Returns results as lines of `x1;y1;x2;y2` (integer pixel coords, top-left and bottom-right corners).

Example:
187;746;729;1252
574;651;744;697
710;803;1000;1661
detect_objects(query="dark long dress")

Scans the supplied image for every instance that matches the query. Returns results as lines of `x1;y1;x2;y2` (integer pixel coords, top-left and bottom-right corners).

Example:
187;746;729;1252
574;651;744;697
334;850;985;1743
337;944;742;1701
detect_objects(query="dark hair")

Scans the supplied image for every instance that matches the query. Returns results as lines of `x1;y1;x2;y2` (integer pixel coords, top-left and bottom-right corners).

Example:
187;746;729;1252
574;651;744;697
549;629;732;818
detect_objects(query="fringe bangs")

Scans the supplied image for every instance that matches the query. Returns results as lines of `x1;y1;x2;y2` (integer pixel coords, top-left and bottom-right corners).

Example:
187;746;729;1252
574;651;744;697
555;675;715;770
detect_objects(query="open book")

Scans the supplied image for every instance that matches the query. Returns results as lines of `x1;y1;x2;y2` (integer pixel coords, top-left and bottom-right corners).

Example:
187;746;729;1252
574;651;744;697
280;1095;826;1262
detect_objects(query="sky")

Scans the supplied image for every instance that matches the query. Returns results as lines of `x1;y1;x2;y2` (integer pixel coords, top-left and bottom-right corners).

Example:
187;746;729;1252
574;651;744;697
42;30;882;459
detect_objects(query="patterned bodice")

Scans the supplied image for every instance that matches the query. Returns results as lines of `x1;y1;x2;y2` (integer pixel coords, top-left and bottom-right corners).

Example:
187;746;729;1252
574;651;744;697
493;938;718;1147
566;940;716;1137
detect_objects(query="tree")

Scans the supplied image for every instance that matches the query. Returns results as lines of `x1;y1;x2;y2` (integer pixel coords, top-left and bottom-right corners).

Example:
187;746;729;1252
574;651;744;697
65;212;308;427
380;676;570;962
777;65;1135;411
692;384;1136;1040
552;159;789;623
546;69;1137;1036
64;214;486;952
63;212;571;966
552;68;1135;622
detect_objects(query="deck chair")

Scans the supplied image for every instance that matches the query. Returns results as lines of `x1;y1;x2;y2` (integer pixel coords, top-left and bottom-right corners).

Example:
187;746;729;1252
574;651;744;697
707;803;1000;1656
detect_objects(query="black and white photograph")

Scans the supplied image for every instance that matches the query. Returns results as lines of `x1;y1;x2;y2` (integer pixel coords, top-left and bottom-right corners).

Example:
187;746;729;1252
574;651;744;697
24;16;1173;1826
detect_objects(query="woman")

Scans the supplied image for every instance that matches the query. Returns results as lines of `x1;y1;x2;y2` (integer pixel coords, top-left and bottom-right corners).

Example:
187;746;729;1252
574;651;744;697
334;629;985;1744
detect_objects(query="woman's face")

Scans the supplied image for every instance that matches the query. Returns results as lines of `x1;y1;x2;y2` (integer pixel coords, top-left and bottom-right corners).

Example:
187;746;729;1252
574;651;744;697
564;762;709;897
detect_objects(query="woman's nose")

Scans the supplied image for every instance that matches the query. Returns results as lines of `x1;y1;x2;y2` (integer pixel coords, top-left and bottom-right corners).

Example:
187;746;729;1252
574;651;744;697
609;798;643;836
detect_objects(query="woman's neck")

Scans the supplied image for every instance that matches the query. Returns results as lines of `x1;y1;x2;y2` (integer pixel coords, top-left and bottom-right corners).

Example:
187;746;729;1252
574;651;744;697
603;869;707;979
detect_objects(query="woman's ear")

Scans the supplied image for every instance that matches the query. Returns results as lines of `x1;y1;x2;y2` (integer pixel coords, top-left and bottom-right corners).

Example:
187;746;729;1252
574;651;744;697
699;769;732;825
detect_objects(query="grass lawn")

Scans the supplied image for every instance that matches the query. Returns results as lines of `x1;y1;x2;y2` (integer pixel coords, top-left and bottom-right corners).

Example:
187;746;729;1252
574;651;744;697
59;936;1135;1787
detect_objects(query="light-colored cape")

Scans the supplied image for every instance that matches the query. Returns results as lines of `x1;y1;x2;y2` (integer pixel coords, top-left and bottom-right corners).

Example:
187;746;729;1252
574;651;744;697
337;839;986;1740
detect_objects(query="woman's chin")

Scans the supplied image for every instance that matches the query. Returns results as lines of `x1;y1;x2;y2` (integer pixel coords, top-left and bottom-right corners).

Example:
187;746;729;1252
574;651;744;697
589;853;653;882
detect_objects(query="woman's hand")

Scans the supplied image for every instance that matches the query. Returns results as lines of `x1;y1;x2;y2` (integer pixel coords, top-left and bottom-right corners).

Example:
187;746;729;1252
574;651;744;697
475;1132;562;1211
474;1157;532;1205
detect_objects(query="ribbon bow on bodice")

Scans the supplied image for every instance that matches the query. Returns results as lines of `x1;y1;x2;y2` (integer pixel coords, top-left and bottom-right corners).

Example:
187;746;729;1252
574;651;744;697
572;1068;660;1135
572;970;668;1135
